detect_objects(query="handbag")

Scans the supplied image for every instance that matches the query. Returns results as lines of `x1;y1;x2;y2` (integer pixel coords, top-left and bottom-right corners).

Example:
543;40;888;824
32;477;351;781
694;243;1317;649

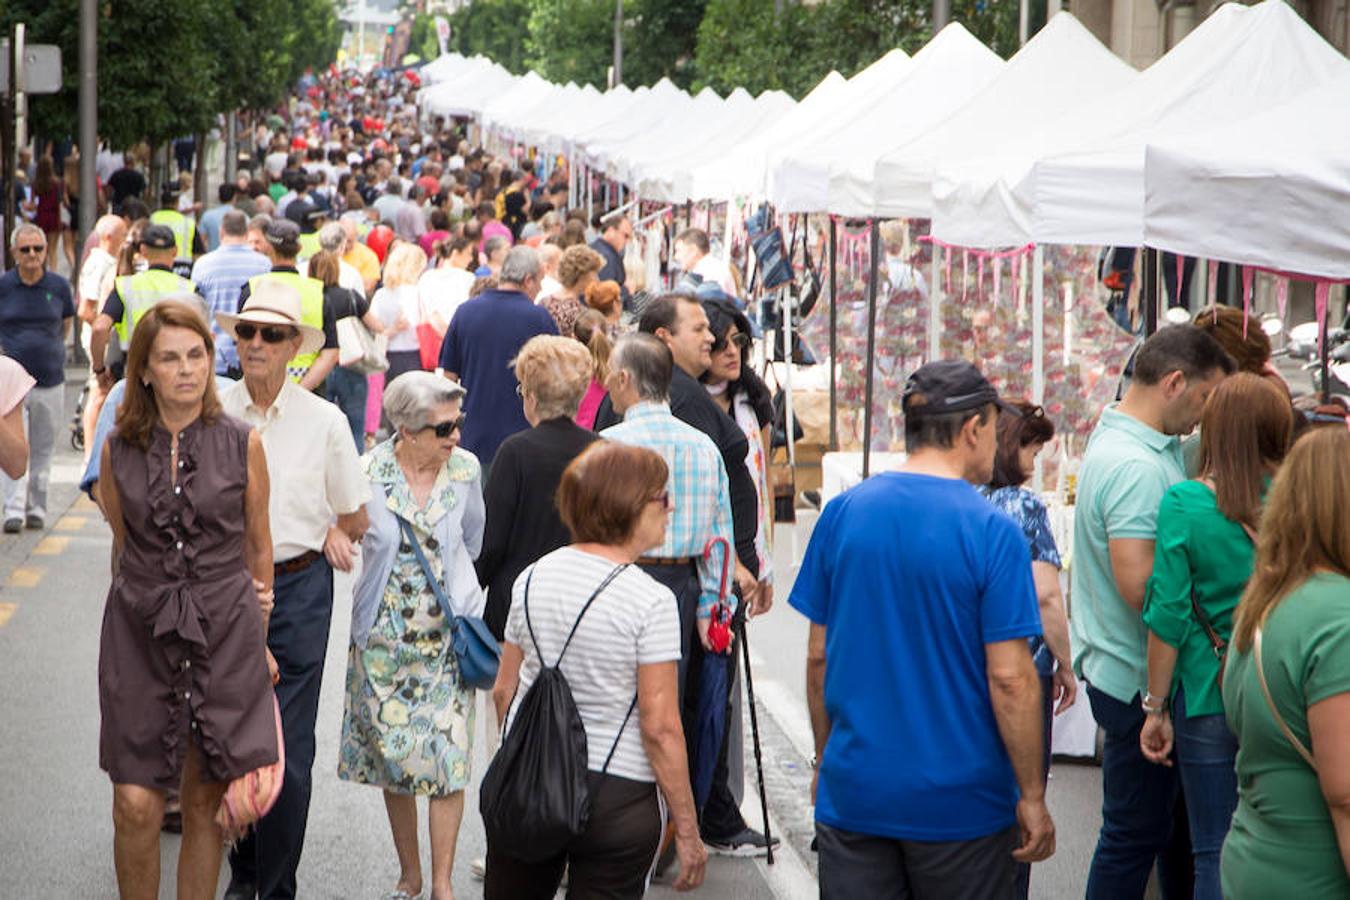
215;692;286;843
415;293;442;370
395;515;500;690
336;288;389;373
1254;622;1317;770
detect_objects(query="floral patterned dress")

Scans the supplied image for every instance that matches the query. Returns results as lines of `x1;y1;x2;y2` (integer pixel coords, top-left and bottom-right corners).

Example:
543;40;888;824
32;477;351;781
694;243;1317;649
338;443;478;796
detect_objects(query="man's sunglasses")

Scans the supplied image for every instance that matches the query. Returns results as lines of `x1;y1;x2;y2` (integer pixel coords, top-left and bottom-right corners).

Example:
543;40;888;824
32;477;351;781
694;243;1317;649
713;333;752;353
235;323;296;344
424;415;466;438
15;245;45;255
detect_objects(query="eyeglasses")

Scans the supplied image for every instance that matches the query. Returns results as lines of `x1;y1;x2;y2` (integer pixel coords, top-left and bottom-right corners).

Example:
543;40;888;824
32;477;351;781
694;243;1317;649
424;415;465;438
713;333;752;354
15;245;45;255
235;323;296;344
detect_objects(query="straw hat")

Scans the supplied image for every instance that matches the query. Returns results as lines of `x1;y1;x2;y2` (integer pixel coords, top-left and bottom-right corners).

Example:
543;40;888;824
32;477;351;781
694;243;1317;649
215;281;326;356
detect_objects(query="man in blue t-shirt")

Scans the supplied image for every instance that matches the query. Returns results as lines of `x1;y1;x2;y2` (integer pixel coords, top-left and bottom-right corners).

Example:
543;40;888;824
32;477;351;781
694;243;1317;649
0;224;76;533
790;359;1055;898
438;245;556;475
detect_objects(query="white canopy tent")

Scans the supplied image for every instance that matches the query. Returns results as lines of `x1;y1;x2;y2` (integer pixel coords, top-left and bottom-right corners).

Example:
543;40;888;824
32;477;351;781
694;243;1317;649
421;61;517;118
602;86;733;184
1145;72;1350;280
572;78;691;168
803;24;1006;217
1031;0;1349;246
874;13;1136;221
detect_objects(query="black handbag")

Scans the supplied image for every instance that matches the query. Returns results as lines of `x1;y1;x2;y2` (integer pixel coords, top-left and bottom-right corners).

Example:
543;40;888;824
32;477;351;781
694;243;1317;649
479;565;636;864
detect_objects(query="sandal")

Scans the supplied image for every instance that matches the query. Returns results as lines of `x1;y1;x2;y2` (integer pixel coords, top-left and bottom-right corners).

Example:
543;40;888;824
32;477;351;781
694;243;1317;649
381;892;421;900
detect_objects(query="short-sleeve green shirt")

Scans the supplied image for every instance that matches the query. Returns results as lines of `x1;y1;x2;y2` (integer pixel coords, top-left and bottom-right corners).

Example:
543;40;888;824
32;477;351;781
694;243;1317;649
1221;574;1350;898
1071;405;1185;703
1142;480;1256;717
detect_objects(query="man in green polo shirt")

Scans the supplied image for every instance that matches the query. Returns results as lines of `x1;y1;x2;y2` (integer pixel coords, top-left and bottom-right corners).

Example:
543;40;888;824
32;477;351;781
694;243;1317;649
1072;324;1234;898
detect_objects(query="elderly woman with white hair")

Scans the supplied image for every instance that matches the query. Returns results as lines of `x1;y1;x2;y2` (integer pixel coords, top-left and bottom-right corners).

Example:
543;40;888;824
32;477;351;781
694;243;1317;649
339;370;485;900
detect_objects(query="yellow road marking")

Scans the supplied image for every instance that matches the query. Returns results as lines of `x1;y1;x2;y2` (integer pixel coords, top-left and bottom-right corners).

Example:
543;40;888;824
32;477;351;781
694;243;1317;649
0;602;14;627
33;536;69;556
5;567;42;588
72;495;98;512
54;516;87;532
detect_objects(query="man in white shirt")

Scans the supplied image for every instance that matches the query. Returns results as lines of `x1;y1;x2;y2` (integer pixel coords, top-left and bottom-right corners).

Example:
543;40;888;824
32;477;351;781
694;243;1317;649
76;215;128;462
673;227;737;296
217;283;370;900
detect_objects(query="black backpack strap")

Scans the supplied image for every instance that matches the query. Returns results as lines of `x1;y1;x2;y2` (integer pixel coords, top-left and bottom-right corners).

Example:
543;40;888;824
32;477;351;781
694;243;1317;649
600;694;639;775
553;564;628;668
522;567;543;661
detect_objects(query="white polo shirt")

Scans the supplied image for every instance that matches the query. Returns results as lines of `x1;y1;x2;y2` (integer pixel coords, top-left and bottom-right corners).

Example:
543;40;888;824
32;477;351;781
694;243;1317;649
221;379;370;561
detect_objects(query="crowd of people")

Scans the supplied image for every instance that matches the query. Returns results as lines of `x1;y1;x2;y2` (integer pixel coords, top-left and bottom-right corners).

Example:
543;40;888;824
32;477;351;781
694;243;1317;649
2;61;1348;900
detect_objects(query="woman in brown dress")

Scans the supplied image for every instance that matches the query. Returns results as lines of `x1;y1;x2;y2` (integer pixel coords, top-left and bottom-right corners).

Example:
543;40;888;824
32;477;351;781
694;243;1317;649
98;300;278;900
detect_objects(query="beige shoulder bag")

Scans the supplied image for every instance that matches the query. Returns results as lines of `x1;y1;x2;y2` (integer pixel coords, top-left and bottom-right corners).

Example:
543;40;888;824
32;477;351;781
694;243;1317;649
1253;624;1318;771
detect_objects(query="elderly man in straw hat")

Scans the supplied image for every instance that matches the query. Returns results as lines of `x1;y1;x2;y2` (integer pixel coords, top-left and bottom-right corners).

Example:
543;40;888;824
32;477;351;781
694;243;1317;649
217;282;371;900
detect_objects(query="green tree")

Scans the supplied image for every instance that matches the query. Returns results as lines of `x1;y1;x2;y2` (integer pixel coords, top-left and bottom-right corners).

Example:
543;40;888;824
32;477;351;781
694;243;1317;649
623;0;708;90
447;0;531;74
524;0;613;87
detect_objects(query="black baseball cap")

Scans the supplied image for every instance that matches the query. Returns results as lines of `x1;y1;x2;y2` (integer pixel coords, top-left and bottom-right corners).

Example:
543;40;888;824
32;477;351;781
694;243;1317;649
140;224;176;251
265;219;302;255
903;360;1014;417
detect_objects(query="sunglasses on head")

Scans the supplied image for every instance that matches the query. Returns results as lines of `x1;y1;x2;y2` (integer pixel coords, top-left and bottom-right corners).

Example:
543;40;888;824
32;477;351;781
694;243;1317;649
424;415;466;438
235;323;295;344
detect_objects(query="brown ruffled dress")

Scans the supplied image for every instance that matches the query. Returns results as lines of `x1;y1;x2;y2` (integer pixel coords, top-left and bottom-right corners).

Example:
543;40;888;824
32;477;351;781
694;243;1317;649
98;414;278;790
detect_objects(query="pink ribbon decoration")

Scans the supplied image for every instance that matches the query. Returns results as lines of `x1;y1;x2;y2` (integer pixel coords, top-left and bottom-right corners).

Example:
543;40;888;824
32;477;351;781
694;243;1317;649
1241;266;1254;338
1276;277;1289;321
977;256;986;304
992;257;1001;307
1176;255;1184;307
1207;260;1218;312
1315;282;1331;356
945;246;953;293
962;250;969;303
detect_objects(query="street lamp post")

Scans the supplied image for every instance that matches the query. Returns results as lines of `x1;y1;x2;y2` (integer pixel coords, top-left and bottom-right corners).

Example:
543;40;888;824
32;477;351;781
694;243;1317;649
612;0;623;87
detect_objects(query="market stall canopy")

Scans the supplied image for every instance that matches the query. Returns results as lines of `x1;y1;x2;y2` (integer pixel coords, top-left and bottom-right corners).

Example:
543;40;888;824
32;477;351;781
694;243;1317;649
681;71;849;203
814;25;1005;216
421;60;517;117
634;88;797;202
876;13;1135;221
609;87;762;186
573;78;691;167
1145;72;1350;280
479;71;554;133
770;25;1001;215
1031;0;1349;246
762;49;913;206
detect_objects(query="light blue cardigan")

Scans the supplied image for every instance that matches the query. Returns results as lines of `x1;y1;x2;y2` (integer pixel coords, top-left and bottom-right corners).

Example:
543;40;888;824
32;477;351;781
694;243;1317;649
350;446;486;649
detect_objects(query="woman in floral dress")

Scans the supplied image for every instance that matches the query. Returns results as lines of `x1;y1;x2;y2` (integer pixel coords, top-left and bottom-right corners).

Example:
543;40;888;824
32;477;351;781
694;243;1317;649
339;371;485;900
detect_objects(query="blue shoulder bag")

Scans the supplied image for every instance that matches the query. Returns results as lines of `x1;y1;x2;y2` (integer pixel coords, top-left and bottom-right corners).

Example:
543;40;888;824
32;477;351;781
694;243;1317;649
395;515;500;690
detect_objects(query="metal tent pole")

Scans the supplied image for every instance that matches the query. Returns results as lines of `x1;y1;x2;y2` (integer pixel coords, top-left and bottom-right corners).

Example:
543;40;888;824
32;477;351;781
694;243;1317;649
828;217;838;450
862;222;880;479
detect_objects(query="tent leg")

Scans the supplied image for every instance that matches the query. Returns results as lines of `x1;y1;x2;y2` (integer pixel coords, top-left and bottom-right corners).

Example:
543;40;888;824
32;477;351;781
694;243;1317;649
862;222;880;480
828;218;838;451
1144;247;1159;336
1031;245;1045;492
928;242;943;362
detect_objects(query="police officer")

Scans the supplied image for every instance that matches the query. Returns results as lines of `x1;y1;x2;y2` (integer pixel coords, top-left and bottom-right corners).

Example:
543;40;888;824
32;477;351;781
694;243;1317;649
149;186;205;277
89;224;203;393
237;218;340;393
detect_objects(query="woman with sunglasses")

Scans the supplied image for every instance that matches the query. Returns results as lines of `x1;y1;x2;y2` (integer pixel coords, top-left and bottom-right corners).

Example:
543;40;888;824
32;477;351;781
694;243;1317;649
700;296;775;605
339;370;485;900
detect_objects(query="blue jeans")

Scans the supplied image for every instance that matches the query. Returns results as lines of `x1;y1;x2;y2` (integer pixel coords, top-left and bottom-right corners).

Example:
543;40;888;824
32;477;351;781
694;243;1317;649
1086;685;1181;900
1172;687;1237;900
1015;671;1056;899
325;367;368;452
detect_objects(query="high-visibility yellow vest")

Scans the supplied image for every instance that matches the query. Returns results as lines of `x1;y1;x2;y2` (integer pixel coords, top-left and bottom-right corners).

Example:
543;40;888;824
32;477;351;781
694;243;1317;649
297;231;322;262
246;270;325;382
112;268;198;345
150;209;196;261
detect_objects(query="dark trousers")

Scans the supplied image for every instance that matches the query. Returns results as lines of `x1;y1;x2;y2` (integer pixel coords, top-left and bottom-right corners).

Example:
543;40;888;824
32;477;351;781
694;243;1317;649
324;366;368;452
485;772;663;900
638;561;747;840
1015;671;1055;899
817;821;1018;900
1085;685;1184;900
229;557;334;899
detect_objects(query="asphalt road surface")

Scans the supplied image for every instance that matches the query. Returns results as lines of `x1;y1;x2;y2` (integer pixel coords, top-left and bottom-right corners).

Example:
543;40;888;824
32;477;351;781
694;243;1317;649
0;375;1109;898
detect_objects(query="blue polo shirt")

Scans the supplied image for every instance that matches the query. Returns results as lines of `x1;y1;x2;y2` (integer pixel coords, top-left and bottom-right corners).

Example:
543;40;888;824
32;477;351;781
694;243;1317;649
438;287;557;465
0;270;76;387
789;472;1040;841
1071;404;1185;703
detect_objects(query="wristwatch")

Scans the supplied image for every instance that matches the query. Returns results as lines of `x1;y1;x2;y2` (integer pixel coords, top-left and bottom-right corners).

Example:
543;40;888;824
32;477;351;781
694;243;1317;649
1141;692;1168;715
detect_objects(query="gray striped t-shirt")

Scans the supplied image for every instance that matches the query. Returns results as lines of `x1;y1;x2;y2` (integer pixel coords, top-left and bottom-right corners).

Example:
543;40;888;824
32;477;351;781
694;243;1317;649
504;547;682;783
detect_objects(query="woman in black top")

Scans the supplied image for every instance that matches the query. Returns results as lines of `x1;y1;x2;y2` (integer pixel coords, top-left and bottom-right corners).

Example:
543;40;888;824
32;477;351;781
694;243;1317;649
307;249;383;451
476;335;600;640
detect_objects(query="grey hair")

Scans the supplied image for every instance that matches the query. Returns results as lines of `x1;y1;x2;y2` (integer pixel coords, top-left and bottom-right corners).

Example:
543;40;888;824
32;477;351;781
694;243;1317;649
10;223;43;246
383;371;467;433
500;245;540;283
94;215;125;239
482;235;510;261
248;213;273;234
317;222;346;253
610;333;672;402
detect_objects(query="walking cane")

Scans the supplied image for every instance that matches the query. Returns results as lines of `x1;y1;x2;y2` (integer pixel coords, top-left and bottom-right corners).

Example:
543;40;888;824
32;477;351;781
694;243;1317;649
738;614;775;865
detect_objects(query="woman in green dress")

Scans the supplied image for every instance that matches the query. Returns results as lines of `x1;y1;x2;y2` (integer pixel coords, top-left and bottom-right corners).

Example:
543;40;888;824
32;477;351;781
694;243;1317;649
1139;373;1294;899
1220;426;1350;898
339;371;485;900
